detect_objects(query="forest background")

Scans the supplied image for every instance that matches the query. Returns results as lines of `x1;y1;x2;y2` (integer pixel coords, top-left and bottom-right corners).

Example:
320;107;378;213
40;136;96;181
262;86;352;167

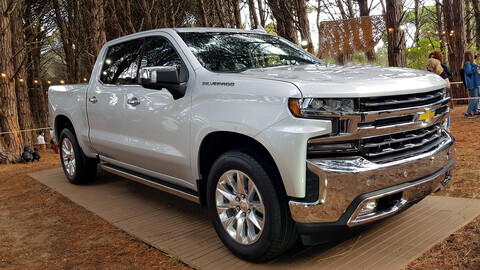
0;0;473;163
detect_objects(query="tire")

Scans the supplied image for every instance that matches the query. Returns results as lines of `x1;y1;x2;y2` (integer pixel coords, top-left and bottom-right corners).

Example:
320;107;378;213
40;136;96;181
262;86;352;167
59;128;98;184
206;148;297;262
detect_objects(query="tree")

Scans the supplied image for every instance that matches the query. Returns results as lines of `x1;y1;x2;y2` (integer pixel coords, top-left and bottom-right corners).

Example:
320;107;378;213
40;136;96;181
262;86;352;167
0;0;23;163
472;0;480;49
466;0;474;46
358;0;376;61
267;0;297;43
386;0;406;67
296;0;314;53
444;0;466;99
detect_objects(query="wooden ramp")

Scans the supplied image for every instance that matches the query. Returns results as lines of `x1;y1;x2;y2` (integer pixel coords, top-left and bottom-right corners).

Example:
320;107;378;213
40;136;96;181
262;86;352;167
29;168;480;270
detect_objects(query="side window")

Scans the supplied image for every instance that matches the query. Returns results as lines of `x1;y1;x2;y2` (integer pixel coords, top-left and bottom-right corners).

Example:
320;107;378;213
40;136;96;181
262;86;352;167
141;37;187;82
100;39;143;85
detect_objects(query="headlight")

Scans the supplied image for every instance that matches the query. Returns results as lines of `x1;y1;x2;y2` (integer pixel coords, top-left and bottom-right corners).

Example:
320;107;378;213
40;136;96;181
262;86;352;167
289;98;355;117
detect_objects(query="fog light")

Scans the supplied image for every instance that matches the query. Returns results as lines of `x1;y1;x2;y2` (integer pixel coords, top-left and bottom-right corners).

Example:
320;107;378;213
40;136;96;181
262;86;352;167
358;200;377;217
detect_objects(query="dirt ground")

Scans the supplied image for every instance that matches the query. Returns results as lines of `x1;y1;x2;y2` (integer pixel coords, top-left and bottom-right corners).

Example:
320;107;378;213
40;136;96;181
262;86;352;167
0;105;479;269
404;104;480;270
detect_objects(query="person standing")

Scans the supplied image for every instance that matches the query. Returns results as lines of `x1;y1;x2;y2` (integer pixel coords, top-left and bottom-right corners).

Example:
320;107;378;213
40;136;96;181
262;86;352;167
37;131;46;152
463;50;480;118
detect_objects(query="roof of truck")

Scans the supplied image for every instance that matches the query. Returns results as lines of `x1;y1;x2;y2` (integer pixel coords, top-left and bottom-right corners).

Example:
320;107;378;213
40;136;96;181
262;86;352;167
173;27;268;34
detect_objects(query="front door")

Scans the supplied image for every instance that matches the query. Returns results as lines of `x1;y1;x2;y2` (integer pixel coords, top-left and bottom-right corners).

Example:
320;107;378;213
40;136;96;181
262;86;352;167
119;36;193;188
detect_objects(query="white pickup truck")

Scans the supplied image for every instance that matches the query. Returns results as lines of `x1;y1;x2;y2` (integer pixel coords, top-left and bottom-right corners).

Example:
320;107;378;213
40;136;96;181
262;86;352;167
48;28;455;261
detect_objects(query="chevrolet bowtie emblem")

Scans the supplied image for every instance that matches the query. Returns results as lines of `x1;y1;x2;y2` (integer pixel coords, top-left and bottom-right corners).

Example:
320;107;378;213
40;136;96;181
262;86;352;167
418;109;435;123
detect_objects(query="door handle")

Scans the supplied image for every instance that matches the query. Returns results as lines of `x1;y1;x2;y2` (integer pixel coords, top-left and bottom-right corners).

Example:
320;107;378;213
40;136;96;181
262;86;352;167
127;97;141;106
89;96;98;103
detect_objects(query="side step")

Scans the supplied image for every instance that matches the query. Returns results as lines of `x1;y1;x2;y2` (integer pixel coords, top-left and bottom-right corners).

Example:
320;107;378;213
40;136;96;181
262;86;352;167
101;164;200;204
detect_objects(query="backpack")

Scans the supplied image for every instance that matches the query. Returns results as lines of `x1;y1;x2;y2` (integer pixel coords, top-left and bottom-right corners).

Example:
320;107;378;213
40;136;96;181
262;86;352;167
21;146;32;162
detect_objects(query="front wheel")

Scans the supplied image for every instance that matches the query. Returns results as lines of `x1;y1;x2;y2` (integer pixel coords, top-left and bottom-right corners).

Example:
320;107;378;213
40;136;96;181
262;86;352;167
59;128;98;184
206;149;297;261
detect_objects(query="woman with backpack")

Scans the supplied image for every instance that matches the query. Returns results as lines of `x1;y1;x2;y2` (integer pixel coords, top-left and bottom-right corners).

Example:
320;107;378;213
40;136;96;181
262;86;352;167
463;50;480;118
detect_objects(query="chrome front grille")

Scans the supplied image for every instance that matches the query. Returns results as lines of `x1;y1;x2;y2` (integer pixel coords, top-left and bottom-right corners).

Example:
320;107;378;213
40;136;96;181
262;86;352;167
359;89;445;112
360;124;445;163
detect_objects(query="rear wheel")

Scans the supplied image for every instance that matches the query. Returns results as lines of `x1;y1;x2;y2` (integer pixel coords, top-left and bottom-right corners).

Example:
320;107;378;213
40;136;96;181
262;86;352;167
206;149;297;261
59;128;98;184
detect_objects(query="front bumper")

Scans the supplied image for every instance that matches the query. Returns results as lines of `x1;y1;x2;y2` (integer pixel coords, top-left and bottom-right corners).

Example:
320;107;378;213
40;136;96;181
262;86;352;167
289;132;455;226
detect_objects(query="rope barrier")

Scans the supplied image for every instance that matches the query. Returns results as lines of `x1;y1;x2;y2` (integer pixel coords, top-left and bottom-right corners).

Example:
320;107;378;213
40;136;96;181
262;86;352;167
451;97;480;101
0;127;51;136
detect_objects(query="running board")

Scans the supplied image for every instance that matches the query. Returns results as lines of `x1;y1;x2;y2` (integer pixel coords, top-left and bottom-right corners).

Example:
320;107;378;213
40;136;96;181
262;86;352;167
101;164;200;204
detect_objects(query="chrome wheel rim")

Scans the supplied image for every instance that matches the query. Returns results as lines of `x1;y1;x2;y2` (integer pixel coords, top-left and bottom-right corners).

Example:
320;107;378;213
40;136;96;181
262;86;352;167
62;138;76;177
215;170;265;245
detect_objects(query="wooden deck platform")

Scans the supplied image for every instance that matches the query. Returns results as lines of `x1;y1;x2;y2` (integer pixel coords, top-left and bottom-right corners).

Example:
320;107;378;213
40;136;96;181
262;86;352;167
29;168;480;270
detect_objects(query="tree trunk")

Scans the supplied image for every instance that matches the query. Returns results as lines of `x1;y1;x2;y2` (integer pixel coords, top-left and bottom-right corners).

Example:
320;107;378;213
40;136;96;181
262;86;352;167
214;0;227;28
466;0;474;46
414;0;420;45
436;0;446;52
0;0;23;163
296;0;313;53
386;0;407;67
53;0;80;83
358;0;376;61
444;0;466;100
473;0;480;50
232;0;242;28
257;0;266;27
198;0;209;27
268;0;297;43
91;0;107;60
11;0;34;146
248;0;259;29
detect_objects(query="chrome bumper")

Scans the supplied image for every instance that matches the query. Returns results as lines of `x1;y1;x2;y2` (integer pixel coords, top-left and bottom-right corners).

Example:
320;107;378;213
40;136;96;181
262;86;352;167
289;132;455;225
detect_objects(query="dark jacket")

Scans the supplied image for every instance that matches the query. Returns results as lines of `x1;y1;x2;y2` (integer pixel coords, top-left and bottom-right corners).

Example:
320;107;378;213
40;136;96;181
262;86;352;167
441;64;453;81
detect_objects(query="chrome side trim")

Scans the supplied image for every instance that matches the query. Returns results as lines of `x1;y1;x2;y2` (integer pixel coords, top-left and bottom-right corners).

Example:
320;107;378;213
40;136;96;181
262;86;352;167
101;164;200;204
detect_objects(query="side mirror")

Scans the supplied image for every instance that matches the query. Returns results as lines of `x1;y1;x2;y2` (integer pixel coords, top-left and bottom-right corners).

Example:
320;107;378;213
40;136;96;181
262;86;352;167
138;66;187;99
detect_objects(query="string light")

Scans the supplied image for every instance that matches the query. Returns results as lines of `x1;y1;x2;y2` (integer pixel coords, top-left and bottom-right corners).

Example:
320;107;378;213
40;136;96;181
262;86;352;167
83;78;87;82
0;74;70;84
388;28;394;33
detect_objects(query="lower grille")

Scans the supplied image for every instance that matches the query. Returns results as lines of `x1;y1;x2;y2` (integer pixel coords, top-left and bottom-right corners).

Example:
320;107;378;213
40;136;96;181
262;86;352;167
360;124;445;163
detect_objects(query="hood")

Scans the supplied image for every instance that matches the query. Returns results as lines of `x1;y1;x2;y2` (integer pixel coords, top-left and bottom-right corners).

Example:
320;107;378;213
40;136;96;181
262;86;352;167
239;64;447;98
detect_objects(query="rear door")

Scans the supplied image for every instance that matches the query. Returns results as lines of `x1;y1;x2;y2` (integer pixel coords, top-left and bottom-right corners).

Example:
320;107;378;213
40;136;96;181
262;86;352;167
87;38;143;160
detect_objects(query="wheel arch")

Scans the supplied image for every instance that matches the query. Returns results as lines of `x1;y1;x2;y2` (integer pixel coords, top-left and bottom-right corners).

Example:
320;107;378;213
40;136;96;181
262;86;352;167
55;115;75;140
197;131;284;207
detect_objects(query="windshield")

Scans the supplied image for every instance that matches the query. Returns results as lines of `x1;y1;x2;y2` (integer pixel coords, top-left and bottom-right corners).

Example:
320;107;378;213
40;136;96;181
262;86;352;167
178;32;323;73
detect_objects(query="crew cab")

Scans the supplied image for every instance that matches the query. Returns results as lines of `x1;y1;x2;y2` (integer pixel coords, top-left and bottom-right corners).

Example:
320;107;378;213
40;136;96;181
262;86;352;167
48;28;455;261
